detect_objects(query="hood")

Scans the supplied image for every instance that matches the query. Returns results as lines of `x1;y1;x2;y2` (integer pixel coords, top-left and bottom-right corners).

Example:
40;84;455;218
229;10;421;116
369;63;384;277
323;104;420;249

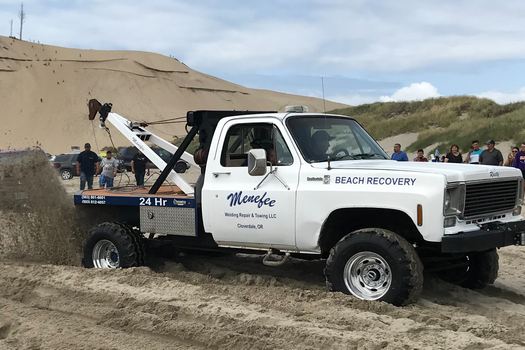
311;160;522;183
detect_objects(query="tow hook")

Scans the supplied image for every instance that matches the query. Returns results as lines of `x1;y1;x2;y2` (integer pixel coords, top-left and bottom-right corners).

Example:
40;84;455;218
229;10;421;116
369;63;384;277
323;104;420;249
262;248;290;267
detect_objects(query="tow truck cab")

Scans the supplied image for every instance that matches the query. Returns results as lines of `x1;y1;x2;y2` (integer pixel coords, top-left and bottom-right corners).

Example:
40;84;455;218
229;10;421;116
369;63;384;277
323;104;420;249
199;111;524;253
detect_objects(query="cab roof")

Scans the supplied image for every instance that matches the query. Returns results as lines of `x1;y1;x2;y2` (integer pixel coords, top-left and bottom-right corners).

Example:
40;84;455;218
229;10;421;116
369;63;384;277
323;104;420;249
186;109;355;127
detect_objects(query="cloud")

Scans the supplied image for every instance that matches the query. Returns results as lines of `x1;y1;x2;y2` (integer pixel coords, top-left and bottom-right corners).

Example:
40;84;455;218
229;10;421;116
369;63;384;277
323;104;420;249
2;1;525;102
3;0;525;75
476;87;525;104
327;82;440;105
380;82;440;102
327;94;378;106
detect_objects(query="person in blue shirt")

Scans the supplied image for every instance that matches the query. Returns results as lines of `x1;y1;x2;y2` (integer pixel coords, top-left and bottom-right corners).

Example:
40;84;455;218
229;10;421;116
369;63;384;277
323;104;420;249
465;140;482;164
391;143;409;161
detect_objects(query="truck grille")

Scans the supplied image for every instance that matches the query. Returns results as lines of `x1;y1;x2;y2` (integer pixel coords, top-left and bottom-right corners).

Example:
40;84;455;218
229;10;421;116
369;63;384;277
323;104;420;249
464;180;518;218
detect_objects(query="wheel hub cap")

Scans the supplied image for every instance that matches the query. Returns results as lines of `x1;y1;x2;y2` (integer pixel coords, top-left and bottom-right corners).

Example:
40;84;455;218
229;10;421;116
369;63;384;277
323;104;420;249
92;240;120;269
344;251;392;300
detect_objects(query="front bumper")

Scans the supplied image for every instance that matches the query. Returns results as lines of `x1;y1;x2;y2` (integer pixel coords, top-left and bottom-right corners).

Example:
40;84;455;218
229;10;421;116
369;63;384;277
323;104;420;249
441;220;525;253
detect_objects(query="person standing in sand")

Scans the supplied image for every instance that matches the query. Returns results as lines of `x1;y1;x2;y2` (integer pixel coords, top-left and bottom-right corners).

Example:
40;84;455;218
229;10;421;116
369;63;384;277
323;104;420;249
413;149;428;162
465;140;482;164
480;140;503;166
99;151;119;188
76;143;99;190
391;143;408;161
504;146;519;166
512;143;525;179
445;144;463;163
131;151;148;187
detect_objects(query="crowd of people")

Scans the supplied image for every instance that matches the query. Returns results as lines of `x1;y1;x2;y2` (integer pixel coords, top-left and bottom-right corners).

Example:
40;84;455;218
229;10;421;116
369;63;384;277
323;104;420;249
391;140;525;177
76;142;148;190
74;138;525;191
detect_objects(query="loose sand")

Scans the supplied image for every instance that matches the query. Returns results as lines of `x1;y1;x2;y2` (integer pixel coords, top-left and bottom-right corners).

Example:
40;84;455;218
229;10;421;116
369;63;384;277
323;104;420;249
3;153;525;349
3;248;525;349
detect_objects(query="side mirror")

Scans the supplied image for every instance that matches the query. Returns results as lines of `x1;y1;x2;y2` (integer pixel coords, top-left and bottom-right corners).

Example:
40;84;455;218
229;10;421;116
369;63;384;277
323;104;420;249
247;149;267;176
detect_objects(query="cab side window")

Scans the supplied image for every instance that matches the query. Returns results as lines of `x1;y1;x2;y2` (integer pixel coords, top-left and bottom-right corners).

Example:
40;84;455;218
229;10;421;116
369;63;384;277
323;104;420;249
221;123;293;167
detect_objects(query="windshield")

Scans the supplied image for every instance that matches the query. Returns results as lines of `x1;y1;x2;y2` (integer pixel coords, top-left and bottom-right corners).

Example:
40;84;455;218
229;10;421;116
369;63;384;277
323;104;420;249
286;116;388;163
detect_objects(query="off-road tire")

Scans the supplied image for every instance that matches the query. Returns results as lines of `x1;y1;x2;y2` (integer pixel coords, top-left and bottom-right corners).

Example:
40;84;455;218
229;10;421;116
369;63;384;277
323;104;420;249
82;222;144;268
60;168;73;180
325;228;424;306
115;223;146;266
439;249;498;289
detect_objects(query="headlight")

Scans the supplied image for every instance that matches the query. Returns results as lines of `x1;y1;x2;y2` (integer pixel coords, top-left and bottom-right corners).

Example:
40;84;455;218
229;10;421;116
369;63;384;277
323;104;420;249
443;184;465;216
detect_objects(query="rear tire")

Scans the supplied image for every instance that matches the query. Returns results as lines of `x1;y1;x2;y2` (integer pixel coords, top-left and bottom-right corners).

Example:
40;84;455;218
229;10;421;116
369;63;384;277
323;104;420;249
325;228;423;306
438;249;498;289
82;222;144;268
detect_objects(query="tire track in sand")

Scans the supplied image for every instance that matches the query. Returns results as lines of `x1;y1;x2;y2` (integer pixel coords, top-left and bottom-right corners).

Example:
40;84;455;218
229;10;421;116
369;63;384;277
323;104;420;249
2;256;525;349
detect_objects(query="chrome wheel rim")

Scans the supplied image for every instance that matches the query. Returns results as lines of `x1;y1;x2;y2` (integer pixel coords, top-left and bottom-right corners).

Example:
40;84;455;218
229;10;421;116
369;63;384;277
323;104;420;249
92;240;120;268
344;251;392;300
61;170;71;180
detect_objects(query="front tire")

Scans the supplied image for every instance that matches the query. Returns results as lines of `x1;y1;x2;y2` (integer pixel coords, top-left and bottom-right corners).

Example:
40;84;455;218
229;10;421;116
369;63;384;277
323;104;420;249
325;228;423;306
82;222;144;268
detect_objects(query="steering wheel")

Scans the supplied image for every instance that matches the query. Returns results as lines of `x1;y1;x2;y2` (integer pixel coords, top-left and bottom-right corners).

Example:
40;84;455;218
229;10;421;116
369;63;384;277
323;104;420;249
333;149;350;158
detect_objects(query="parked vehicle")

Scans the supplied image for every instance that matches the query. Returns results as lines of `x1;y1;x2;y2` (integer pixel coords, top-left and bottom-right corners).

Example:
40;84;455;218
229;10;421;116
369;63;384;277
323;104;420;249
118;146;190;173
52;153;79;180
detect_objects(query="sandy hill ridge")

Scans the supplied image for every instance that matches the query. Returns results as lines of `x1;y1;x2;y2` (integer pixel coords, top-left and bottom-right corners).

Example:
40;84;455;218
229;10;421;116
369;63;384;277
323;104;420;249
0;36;345;154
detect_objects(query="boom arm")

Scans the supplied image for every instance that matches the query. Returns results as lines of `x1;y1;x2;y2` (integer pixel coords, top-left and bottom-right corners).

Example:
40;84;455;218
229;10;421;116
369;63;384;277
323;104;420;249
104;112;196;195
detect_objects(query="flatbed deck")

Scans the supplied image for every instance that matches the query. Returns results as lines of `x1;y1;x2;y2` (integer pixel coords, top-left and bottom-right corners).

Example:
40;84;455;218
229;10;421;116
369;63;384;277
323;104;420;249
74;185;195;208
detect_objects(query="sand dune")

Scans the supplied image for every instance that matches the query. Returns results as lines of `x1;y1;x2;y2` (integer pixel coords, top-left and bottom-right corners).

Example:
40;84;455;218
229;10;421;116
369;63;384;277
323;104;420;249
0;36;345;154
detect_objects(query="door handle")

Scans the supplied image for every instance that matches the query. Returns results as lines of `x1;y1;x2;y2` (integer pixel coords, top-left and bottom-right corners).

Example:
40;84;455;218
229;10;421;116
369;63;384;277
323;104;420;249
212;172;231;178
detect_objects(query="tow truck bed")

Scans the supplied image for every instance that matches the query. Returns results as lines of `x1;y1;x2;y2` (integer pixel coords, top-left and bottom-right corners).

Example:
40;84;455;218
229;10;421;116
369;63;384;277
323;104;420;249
74;185;197;236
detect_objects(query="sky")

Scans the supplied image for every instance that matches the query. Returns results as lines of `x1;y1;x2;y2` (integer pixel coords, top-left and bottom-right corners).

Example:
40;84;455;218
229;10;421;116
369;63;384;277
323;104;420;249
1;0;525;105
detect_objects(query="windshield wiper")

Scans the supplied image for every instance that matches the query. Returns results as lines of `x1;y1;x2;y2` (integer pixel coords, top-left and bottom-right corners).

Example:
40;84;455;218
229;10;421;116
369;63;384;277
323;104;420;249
332;154;358;161
312;153;381;163
331;153;379;161
350;153;380;159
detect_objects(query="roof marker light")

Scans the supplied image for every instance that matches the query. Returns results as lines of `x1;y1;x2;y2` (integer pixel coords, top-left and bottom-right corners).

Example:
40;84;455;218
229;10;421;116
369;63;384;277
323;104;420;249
284;105;309;113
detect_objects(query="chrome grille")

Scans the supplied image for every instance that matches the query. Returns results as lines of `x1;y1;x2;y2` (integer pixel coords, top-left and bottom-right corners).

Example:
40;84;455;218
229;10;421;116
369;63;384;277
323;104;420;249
464;180;518;218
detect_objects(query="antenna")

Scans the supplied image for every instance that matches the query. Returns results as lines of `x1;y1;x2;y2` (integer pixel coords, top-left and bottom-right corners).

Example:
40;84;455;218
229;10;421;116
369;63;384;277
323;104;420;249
321;76;330;169
321;76;326;113
18;3;25;40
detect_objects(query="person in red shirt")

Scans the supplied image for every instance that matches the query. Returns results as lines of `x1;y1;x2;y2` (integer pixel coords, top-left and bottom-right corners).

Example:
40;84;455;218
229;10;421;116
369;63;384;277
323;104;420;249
413;149;428;162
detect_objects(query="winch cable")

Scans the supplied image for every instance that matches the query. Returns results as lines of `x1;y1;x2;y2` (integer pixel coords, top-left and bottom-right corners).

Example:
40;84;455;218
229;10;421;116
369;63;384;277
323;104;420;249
90;119;100;152
139;116;187;126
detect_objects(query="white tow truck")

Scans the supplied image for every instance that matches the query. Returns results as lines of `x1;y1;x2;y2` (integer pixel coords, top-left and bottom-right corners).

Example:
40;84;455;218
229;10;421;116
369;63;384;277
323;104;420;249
77;100;525;305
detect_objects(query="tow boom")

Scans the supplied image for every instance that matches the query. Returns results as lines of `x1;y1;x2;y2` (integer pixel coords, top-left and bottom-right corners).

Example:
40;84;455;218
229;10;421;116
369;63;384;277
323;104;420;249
88;99;196;195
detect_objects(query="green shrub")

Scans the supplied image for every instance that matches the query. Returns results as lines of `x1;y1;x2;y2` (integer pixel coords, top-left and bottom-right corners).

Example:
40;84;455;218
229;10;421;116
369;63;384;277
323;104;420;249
330;96;525;152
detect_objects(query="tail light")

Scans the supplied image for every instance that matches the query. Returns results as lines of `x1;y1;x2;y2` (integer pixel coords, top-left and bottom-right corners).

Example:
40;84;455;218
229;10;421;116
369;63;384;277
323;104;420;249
53;163;61;169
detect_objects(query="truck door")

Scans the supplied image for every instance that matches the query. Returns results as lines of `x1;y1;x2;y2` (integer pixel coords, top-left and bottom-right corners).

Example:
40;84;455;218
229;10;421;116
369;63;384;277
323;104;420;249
203;120;299;249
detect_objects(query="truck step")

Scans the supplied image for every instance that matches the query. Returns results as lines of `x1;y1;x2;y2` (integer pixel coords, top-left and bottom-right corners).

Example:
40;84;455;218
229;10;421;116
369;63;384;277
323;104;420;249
262;249;290;267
